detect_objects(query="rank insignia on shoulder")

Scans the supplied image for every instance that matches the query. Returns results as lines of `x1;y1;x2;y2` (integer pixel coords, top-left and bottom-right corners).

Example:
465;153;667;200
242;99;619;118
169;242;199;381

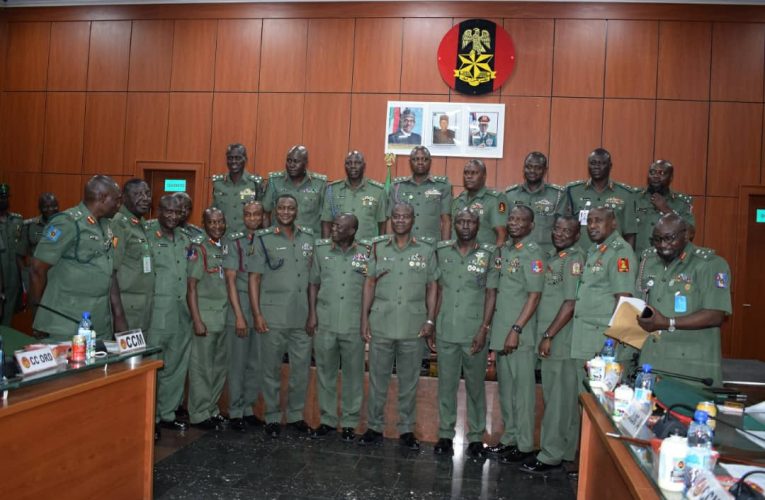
315;238;331;246
212;174;225;181
46;226;62;242
617;258;630;272
437;240;454;249
371;235;390;244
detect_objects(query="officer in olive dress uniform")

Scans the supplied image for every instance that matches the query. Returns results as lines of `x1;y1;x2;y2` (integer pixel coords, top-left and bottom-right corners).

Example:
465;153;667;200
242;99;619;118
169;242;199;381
571;207;637;393
223;199;265;432
320;150;387;240
187;208;230;430
451;159;507;246
433;209;496;458
505;152;566;255
147;194;194;434
174;192;205;239
0;183;24;325
262;145;327;235
636;214;731;387
30;176;126;340
359;202;439;450
485;205;545;463
211;143;264;233
248;193;315;437
566;148;637;249
307;213;370;441
634;160;695;255
17;192;59;300
520;215;585;476
111;180;154;333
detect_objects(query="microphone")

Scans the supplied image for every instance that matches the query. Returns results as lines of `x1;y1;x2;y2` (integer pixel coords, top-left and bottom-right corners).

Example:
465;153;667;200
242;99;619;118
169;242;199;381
651;368;714;387
30;302;81;324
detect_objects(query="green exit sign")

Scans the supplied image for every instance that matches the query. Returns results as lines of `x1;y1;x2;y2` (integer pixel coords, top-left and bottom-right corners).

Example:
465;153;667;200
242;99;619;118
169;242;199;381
757;209;765;223
164;179;187;192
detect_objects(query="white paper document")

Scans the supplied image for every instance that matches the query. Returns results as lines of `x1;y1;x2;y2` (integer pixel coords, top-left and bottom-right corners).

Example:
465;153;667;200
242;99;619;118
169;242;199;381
608;297;647;326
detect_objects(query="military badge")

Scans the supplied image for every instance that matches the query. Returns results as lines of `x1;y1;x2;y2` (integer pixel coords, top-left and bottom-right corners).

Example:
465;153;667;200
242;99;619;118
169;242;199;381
46;226;62;242
239;188;257;200
301;242;313;258
617;258;630;273
498;202;506;214
409;253;426;270
714;272;729;289
534;199;553;215
494;256;503;269
604;197;625;209
570;262;582;276
530;260;543;274
469;202;485;215
591;259;603;273
351;252;369;275
187;247;198;261
508;258;520;273
361;196;377;207
86;215;96;225
424;188;442;199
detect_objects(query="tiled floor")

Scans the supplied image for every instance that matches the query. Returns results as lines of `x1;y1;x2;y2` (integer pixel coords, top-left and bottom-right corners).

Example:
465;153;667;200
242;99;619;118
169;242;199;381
153;425;576;500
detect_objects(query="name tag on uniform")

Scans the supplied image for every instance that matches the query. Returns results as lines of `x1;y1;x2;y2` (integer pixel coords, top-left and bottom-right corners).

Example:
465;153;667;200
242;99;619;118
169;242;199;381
143;255;152;273
578;209;589;226
674;294;687;313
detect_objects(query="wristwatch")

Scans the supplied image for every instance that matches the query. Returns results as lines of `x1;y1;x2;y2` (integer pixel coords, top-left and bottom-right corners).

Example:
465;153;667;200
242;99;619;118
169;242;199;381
668;317;676;332
543;331;552;339
511;324;523;335
425;320;435;326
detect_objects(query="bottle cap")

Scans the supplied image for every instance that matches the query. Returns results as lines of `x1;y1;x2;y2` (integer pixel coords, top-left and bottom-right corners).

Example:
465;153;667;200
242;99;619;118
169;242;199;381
694;410;709;424
83;311;91;319
605;339;614;346
642;363;652;373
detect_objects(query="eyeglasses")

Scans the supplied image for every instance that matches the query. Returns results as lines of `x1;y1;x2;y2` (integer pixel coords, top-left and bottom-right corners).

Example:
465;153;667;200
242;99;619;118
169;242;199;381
650;230;685;245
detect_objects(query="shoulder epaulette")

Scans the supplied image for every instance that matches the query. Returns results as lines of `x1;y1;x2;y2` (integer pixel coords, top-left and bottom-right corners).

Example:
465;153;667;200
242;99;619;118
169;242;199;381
371;235;390;244
212;174;225;182
315;238;331;246
641;247;657;259
309;172;328;181
368;179;385;189
693;246;716;259
393;176;408;183
23;216;40;225
357;238;373;248
525;240;540;249
505;183;520;192
416;236;435;245
484;189;500;197
610;238;625;250
437;239;455;249
548;183;564;191
480;243;497;252
613;181;635;192
245;172;263;183
676;192;693;204
255;227;273;237
298;225;314;235
432;176;449;183
64;207;85;221
329;179;345;186
9;212;22;219
143;219;157;231
189;233;205;245
228;231;247;241
269;171;285;179
566;180;586;188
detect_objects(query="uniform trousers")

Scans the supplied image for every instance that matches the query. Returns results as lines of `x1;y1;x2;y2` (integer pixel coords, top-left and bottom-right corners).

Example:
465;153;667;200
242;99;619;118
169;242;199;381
313;329;365;428
437;340;488;442
149;321;192;422
367;336;421;434
261;327;312;424
537;358;579;465
226;326;263;419
496;349;535;452
188;329;227;424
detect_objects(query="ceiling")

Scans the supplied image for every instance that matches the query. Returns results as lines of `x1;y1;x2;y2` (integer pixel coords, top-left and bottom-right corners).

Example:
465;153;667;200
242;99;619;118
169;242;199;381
2;0;765;6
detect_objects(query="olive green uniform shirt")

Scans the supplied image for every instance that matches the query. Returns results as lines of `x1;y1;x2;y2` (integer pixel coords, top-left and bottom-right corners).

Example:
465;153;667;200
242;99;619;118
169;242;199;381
188;238;230;332
486;236;546;352
436;241;496;343
571;231;636;359
566;179;638;248
33;203;114;338
367;235;439;340
451;188;507;245
211;172;264;232
505;183;566;254
263;171;327;235
222;231;255;324
146;220;193;331
321;178;387;240
537;246;585;359
309;239;371;335
389;175;452;241
246;225;314;329
17;216;47;257
634;189;695;255
636;244;731;386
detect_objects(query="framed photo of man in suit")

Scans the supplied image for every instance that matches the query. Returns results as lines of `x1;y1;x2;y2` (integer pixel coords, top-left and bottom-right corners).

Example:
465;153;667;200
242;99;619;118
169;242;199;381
386;104;424;149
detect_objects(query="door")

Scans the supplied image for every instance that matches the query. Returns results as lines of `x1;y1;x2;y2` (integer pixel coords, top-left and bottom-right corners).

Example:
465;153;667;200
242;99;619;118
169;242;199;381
144;169;196;220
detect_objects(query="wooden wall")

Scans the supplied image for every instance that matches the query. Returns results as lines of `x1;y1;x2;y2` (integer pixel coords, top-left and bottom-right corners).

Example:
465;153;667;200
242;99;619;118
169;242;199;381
1;2;764;353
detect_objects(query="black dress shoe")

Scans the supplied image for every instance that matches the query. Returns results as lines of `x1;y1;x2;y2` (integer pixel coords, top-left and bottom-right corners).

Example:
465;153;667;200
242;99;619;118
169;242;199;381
341;427;356;442
211;414;229;425
175;406;189;419
265;422;281;437
466;442;486;458
433;438;453;455
230;418;247;432
154;426;161;442
159;419;189;431
287;420;311;434
399;432;420;450
193;418;221;431
520;459;562;476
499;446;534;463
357;429;383;446
485;443;512;455
310;424;335;439
243;415;265;427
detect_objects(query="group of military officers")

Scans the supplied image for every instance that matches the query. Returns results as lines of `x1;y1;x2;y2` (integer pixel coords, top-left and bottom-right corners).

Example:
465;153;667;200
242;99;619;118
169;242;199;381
0;141;731;476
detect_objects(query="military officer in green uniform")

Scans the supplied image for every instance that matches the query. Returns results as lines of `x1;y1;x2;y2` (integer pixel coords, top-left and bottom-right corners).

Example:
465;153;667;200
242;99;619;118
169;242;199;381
566;148;638;249
211;143;264;233
433;209;496;458
634;160;695;255
30;176;126;340
0;183;24;324
451;159;507;246
520;215;585;476
307;213;370;441
248;193;315;437
320;150;387;240
174;192;205;239
187;207;230;430
359;202;438;450
485;205;545;463
571;207;637;392
505;152;566;255
17;192;59;300
262;145;327;235
147;194;194;435
111;180;154;333
223;199;266;432
389;146;452;242
636;214;731;386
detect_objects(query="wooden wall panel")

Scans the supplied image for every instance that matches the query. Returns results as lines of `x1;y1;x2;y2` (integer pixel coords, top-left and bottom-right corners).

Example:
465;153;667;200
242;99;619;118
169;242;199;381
690;195;706;246
170;20;217;92
82;92;127;176
711;23;765;103
260;19;307;93
703;196;737;265
124;93;169;174
302;93;351;181
40;173;81;210
166;93;213;163
707;102;763;197
47;22;90;91
254;93;305;173
0;22;7;92
353;18;403;93
305;19;354;93
497;96;550;189
548;98;603;184
400;18;451;94
7;173;42;217
349;93;398;181
602;99;656;186
657;22;711;100
209;93;259;175
654;100;708;196
503;19;554;97
0;92;46;172
4;22;50;91
128;20;173;91
42;92;86;174
605;20;658;99
87;21;131;91
552;20;606;98
215;19;261;92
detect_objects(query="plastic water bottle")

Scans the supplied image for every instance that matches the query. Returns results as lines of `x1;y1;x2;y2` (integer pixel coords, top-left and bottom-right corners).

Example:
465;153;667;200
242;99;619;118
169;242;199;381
77;312;94;360
634;364;656;402
600;339;616;364
685;410;714;488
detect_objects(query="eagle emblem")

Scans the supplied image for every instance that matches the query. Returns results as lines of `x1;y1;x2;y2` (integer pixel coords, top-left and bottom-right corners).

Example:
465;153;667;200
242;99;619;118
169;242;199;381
455;28;496;87
462;28;491;54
